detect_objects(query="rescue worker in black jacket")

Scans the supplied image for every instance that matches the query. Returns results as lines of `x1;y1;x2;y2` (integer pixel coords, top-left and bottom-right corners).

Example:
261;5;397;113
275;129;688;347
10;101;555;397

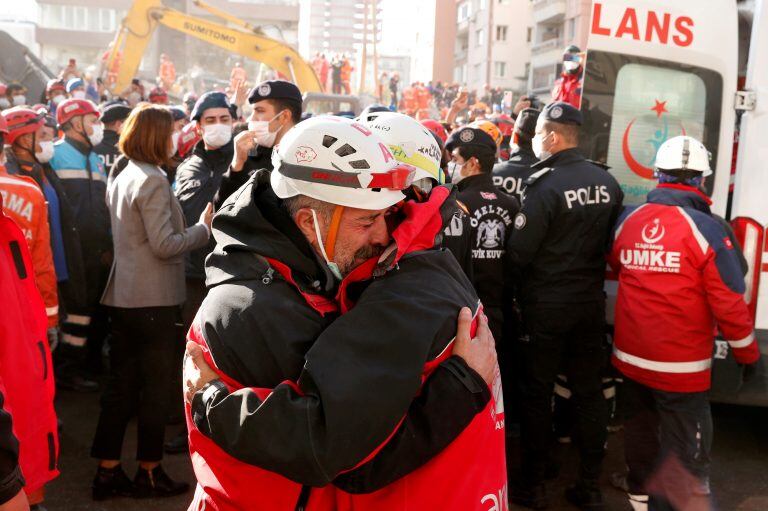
446;125;520;342
507;102;623;510
93;101;131;178
493;107;540;202
0;392;26;511
173;92;235;328
214;80;302;209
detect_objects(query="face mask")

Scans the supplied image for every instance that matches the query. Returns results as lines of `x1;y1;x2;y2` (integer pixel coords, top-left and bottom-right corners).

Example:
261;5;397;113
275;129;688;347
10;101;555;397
12;95;26;106
563;61;581;74
52;95;65;105
248;110;285;148
171;131;180;157
532;132;552;160
88;122;104;146
35;141;55;163
202;123;232;148
311;208;343;281
127;92;141;106
72;90;86;100
447;161;465;183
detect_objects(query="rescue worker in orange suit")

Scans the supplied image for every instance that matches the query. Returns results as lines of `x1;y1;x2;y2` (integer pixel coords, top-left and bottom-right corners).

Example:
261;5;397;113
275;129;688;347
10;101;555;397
551;45;584;109
402;84;417;116
0;108;58;330
340;55;353;95
180;117;505;511
609;136;759;511
0;116;59;511
158;53;176;91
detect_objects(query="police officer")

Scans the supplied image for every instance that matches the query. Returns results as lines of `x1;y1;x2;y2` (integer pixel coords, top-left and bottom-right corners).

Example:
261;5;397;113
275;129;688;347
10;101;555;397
493;108;540;202
507;101;623;510
216;80;303;207
94;100;131;179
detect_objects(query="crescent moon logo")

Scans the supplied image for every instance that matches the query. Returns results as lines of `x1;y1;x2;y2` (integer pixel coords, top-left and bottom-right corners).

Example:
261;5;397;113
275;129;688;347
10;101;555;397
622;119;655;180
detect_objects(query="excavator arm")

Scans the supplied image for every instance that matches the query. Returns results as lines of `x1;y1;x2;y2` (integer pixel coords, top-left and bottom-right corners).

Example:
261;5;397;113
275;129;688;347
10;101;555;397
107;0;321;94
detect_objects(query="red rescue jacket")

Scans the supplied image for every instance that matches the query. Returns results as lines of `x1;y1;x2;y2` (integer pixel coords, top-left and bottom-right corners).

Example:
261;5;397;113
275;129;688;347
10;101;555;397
551;70;582;109
0;194;59;493
609;185;758;392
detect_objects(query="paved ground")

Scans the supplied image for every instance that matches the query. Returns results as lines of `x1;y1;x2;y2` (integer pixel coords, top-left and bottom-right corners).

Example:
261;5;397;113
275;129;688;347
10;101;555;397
44;389;768;510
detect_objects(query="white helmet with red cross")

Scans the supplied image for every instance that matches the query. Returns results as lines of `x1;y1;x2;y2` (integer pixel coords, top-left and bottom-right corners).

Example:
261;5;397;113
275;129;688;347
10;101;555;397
271;115;415;210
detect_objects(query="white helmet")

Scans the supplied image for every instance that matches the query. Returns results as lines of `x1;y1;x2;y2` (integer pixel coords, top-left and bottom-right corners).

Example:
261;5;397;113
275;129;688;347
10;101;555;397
271;116;416;210
654;135;712;177
360;112;444;186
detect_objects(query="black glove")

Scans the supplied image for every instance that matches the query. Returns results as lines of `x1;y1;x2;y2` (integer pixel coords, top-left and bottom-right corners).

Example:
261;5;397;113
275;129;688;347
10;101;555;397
739;362;758;383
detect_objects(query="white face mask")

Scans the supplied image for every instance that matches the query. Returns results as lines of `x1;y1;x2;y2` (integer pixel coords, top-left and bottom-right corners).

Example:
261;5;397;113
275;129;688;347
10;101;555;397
88;122;104;146
171;131;180;157
532;132;552;161
202;123;232;148
563;61;581;73
72;90;86;100
248;110;285;148
310;208;343;281
12;95;26;106
35;141;55;163
447;160;465;183
52;95;65;105
0;98;9;109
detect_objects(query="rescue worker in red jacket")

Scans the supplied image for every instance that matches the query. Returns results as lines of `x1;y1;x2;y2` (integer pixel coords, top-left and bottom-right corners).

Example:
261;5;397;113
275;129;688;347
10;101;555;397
0;109;58;330
181;117;505;511
0;117;59;509
609;136;759;511
551;45;584;109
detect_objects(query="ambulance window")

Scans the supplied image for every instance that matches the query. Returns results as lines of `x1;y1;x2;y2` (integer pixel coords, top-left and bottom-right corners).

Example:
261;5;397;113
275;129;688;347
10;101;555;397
580;51;723;206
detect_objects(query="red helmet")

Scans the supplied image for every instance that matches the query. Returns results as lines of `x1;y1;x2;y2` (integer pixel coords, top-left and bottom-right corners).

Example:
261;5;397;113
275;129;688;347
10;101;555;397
149;87;169;104
0;112;8;135
2;107;46;144
493;114;515;138
178;121;200;158
46;79;67;95
420;119;448;144
56;98;100;126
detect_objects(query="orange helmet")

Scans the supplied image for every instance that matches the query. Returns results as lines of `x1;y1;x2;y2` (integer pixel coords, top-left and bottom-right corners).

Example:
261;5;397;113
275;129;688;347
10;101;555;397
469;120;503;149
2;107;46;144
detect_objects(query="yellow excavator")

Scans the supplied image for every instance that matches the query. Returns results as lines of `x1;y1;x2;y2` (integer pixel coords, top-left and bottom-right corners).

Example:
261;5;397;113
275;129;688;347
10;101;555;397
103;0;322;94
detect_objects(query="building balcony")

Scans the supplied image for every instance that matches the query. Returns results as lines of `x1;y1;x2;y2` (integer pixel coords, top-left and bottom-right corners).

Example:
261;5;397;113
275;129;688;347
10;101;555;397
532;0;566;24
531;37;563;55
454;48;468;63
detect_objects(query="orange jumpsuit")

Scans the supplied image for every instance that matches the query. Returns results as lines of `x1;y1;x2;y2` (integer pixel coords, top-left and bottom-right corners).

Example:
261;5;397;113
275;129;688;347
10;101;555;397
159;59;177;90
0;166;58;327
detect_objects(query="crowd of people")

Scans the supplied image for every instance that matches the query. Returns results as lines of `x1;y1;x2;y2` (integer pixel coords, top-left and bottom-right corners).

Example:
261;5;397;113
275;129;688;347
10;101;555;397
0;44;759;511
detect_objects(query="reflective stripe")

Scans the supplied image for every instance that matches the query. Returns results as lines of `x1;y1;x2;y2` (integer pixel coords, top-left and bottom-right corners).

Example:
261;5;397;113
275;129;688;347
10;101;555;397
56;169;90;180
46;306;59;315
61;333;87;347
727;332;755;348
65;314;91;326
0;175;41;193
676;207;709;255
613;347;711;373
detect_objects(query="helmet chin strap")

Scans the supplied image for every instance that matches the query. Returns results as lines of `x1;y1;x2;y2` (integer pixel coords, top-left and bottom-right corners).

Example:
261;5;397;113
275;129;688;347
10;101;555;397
311;205;345;265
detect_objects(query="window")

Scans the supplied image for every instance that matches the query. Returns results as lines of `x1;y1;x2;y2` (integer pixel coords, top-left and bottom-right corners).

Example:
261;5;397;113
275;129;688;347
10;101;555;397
496;25;508;42
473;63;482;81
479;0;487;10
457;1;471;22
568;18;576;39
494;62;506;78
498;0;511;4
476;28;484;46
526;27;532;43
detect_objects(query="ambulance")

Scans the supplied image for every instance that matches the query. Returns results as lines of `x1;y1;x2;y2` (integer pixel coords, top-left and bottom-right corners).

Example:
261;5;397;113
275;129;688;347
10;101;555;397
581;0;768;405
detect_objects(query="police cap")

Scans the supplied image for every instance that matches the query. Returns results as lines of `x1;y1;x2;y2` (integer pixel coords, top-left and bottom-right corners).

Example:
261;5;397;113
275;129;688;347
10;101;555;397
248;80;302;105
190;91;232;122
445;126;497;154
541;101;582;126
100;100;132;124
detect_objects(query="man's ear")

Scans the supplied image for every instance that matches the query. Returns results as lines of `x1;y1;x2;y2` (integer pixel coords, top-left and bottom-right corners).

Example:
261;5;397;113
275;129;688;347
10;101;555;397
294;208;319;246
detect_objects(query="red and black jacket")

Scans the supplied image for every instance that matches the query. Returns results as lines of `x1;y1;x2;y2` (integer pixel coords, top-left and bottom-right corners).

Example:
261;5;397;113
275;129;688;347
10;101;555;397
186;171;505;510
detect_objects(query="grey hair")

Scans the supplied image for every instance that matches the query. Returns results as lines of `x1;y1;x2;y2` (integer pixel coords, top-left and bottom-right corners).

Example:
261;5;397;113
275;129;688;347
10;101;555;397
282;194;335;223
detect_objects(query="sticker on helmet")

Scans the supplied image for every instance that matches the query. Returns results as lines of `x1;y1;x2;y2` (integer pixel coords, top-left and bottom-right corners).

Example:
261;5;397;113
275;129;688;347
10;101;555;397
549;106;563;119
514;213;527;230
258;83;271;97
459;129;474;143
295;146;317;164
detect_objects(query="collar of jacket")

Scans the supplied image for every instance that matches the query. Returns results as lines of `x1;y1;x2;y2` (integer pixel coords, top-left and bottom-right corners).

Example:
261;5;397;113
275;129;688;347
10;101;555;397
647;183;713;212
508;146;535;162
193;139;235;166
102;129;119;146
532;147;584;169
4;149;43;182
64;135;92;156
456;172;495;192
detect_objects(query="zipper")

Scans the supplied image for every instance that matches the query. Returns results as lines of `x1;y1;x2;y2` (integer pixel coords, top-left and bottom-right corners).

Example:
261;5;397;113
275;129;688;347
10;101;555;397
294;485;311;511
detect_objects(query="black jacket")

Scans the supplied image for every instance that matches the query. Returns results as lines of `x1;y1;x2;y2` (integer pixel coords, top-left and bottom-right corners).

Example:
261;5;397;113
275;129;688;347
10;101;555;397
93;129;122;178
455;173;520;338
212;145;273;210
507;147;623;306
492;146;538;203
174;140;235;279
0;392;23;505
192;173;489;490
